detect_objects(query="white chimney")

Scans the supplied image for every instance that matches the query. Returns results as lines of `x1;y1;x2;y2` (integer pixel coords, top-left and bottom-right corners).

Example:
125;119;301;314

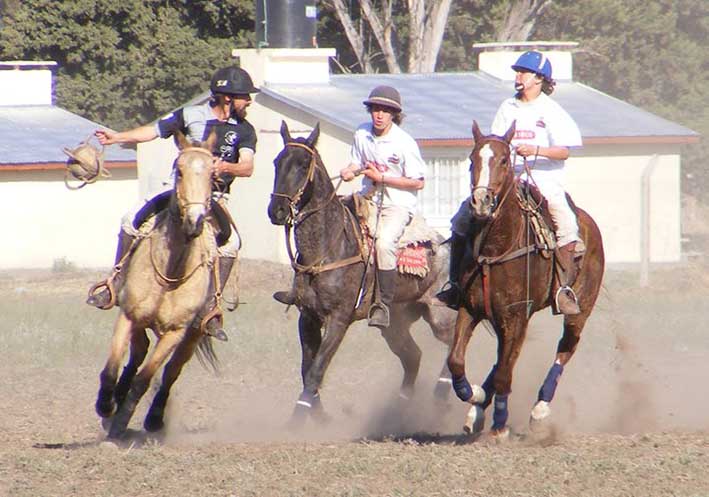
474;41;577;81
231;48;335;87
0;61;57;106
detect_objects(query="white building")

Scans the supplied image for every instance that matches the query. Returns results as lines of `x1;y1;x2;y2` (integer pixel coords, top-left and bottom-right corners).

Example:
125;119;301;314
0;61;137;268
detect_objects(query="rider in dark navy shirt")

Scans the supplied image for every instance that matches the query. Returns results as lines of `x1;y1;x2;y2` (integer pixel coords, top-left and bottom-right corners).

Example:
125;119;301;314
87;66;259;339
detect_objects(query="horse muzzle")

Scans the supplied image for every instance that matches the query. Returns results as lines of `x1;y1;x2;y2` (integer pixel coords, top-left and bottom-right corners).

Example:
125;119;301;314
182;205;206;238
267;197;292;226
471;187;496;219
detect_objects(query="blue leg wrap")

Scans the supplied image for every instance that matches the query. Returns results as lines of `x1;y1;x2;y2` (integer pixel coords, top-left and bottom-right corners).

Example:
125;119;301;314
492;394;509;431
538;363;564;403
452;375;473;402
480;365;498;409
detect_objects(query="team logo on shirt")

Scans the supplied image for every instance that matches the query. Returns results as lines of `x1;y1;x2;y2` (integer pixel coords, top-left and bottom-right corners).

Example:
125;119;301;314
536;119;546;128
388;154;400;165
515;130;535;140
224;131;238;145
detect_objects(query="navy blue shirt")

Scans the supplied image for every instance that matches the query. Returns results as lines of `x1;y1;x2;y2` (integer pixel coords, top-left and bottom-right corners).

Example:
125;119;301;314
156;102;257;193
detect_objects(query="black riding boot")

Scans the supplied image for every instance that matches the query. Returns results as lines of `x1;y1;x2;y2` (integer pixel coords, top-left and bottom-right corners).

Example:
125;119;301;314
368;269;397;329
86;229;136;309
200;256;236;341
435;233;466;310
273;280;296;306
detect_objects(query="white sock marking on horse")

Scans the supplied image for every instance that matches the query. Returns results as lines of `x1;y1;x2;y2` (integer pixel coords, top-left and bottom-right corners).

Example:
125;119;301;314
296;400;312;408
437;377;453;384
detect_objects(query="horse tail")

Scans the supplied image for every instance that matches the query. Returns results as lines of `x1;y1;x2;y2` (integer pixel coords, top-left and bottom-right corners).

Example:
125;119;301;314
194;335;221;376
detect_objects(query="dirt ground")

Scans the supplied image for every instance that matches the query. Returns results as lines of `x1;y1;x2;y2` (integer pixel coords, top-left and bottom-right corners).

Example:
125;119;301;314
1;258;708;497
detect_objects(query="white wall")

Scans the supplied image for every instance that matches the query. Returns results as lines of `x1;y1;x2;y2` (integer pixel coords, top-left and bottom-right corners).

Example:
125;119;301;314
0;169;138;268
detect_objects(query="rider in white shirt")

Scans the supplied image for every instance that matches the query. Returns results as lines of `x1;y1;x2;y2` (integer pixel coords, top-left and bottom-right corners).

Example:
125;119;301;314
437;50;584;315
273;86;426;329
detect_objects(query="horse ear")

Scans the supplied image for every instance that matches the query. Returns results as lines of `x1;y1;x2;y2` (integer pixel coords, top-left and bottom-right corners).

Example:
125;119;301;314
306;122;320;147
174;130;191;151
503;121;516;143
472;121;483;142
204;127;218;153
280;120;292;144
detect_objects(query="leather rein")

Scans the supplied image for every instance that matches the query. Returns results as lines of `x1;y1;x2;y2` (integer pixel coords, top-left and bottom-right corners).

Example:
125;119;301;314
272;142;365;275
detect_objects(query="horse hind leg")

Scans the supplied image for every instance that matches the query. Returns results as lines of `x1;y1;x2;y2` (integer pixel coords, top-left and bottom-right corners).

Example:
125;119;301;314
530;311;590;433
381;306;422;400
108;329;185;439
96;314;135;419
144;331;202;433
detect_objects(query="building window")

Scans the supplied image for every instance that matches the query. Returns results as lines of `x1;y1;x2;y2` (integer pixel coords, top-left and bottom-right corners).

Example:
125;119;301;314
418;154;469;228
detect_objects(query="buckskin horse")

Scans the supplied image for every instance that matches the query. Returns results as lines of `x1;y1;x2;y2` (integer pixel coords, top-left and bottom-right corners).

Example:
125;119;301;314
267;121;456;426
95;131;222;439
447;121;604;437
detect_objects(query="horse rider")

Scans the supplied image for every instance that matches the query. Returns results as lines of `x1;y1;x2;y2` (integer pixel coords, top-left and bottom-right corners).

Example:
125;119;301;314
273;85;426;329
436;50;584;315
87;65;259;338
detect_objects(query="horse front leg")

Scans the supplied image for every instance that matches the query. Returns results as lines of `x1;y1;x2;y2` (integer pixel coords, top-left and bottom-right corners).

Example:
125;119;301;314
107;329;185;439
144;330;202;433
446;311;487;433
113;329;150;411
487;317;529;438
96;313;134;419
291;313;348;429
530;312;589;432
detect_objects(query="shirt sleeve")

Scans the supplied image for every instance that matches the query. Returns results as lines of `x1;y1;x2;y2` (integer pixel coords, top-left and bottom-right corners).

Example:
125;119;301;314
402;135;426;180
490;101;510;137
349;129;364;167
238;121;257;152
548;105;582;148
156;108;186;139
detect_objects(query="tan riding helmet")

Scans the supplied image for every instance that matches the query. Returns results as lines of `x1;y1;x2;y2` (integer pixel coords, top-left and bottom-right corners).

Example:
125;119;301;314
63;137;110;189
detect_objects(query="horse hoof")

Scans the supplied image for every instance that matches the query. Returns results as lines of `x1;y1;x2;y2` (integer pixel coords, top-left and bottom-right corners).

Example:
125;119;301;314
463;404;485;434
95;398;115;419
530;401;551;426
144;414;165;433
100;416;112;433
490;426;510;441
206;329;229;342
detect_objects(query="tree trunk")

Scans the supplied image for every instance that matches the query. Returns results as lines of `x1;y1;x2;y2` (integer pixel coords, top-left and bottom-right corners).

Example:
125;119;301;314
496;0;552;42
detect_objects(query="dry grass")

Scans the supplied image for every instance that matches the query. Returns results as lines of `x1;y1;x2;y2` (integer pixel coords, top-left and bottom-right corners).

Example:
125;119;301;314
1;259;708;497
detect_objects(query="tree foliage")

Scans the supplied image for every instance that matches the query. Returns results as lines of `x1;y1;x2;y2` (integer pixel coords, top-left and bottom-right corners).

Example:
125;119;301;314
0;0;254;129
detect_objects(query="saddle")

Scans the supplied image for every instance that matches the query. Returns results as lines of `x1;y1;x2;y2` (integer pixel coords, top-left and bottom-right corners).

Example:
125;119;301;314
514;182;557;257
342;193;444;278
133;191;232;246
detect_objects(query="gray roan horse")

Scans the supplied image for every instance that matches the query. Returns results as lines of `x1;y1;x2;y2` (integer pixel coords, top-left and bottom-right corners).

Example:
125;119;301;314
448;121;605;438
267;121;456;426
95;131;221;439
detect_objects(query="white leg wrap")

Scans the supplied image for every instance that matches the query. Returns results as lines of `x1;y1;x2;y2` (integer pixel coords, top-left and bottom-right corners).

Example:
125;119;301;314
530;400;551;422
463;404;485;434
470;384;486;405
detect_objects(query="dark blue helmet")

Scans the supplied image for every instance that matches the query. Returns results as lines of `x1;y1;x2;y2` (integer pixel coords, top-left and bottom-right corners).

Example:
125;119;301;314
511;51;552;81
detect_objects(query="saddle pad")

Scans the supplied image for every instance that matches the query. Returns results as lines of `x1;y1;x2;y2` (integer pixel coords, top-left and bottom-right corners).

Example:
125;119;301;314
396;244;429;277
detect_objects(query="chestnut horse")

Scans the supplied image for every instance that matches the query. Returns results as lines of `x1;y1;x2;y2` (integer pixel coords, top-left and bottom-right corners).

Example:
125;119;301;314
447;121;604;437
95;132;220;439
267;121;456;427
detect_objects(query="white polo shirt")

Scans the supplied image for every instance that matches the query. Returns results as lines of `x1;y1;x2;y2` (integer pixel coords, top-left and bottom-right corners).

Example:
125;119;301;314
349;122;426;212
491;93;582;174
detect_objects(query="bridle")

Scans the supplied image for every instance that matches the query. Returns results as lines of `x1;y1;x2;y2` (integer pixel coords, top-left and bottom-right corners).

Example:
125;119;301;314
469;136;517;220
270;141;337;225
271;141;364;275
174;146;213;219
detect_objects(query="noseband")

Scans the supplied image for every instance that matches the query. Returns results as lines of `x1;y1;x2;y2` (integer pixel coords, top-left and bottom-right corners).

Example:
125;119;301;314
174;146;213;219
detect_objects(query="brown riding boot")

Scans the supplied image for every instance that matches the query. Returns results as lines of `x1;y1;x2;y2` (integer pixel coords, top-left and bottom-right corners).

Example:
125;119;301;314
86;230;136;309
368;269;397;329
435;233;466;310
199;256;236;341
273;280;296;306
555;242;581;315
